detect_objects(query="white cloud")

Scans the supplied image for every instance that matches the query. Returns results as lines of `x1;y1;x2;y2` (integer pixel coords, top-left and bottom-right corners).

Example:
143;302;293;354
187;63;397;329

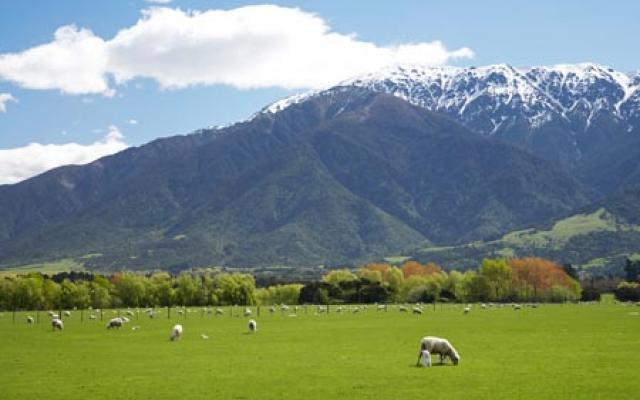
0;92;17;112
128;119;138;125
0;125;128;185
0;6;473;95
0;26;111;95
145;0;173;4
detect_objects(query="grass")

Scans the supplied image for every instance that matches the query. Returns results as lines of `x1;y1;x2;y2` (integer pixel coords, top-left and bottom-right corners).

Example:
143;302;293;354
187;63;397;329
0;258;85;274
1;302;639;399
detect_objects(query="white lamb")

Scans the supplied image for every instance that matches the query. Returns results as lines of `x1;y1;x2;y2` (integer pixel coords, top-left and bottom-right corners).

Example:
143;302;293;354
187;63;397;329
248;319;257;333
417;349;432;367
170;324;183;341
418;336;460;365
27;316;34;324
244;308;252;317
51;318;64;331
412;307;423;315
464;306;471;314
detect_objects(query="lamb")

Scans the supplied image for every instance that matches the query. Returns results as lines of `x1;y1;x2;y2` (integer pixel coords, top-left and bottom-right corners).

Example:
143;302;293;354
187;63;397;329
417;349;432;367
106;317;124;329
63;311;71;317
89;314;97;320
464;306;471;314
418;336;460;365
412;307;423;315
170;324;183;341
244;308;252;317
248;319;257;333
51;318;64;331
215;308;224;316
27;316;34;324
399;305;408;312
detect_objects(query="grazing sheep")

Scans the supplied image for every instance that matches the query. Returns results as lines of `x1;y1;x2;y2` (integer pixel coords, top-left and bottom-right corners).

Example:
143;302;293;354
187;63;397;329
269;306;276;314
89;314;97;320
106;317;124;329
51;318;64;331
244;308;252;317
51;314;60;319
170;324;183;341
412;307;423;315
513;304;522;310
248;319;257;333
201;334;209;340
125;310;134;316
417;349;432;367
63;311;71;317
399;305;408;313
27;316;34;324
281;305;289;311
377;304;386;312
121;316;130;323
481;303;487;309
418;336;460;365
464;307;471;314
215;308;224;316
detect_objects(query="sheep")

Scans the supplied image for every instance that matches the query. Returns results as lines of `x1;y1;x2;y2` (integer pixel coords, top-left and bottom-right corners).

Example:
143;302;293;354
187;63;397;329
170;324;183;341
121;316;130;323
201;334;209;340
417;349;432;368
481;303;487;309
89;314;97;320
377;304;387;312
244;308;252;317
248;319;257;333
51;314;60;319
513;304;522;310
464;306;471;314
47;311;55;317
399;305;408;313
412;307;423;315
131;326;141;331
63;311;71;317
51;318;64;331
106;317;124;329
280;305;289;311
27;316;34;324
269;306;276;314
215;308;224;316
418;336;460;365
125;310;134;316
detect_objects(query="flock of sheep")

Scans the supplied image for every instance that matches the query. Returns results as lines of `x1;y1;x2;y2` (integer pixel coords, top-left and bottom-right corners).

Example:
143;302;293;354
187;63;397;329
24;304;473;368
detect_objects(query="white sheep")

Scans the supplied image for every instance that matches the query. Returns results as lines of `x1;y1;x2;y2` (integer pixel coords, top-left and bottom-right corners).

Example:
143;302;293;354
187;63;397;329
89;314;97;320
412;307;423;315
121;316;130;323
201;333;209;340
63;311;71;317
513;304;522;310
418;336;460;365
215;308;224;316
399;305;408;312
248;319;257;333
464;306;471;314
170;324;183;341
51;318;64;331
106;317;124;329
417;349;432;367
244;308;252;317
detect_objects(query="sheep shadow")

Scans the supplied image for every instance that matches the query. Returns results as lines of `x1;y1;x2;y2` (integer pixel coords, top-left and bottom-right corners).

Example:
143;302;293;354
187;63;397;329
412;363;454;368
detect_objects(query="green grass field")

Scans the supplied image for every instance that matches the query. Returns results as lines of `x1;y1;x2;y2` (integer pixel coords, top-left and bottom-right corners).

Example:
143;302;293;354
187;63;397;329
1;301;639;399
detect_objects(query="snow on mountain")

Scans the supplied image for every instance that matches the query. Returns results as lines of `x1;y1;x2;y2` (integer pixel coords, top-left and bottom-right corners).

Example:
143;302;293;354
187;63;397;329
262;63;640;138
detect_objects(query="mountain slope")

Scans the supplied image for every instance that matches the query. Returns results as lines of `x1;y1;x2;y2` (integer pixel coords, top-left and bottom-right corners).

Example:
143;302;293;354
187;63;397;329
0;90;592;270
412;185;640;275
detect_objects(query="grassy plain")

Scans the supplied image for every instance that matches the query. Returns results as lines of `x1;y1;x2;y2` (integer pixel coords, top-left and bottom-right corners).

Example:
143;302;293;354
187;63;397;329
1;301;639;400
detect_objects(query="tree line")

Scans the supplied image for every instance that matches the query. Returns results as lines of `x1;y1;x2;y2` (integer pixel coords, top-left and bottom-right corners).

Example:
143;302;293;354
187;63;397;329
0;257;582;311
613;258;640;302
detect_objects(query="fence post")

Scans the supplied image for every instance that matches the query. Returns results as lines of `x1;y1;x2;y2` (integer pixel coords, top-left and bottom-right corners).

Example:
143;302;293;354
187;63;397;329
81;309;84;323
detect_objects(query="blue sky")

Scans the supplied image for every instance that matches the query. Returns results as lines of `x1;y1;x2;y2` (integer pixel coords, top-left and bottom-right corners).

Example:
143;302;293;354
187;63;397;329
0;0;638;184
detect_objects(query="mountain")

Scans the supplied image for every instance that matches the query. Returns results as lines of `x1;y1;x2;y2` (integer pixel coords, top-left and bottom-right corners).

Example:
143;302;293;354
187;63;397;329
0;89;592;270
410;185;640;276
268;63;640;191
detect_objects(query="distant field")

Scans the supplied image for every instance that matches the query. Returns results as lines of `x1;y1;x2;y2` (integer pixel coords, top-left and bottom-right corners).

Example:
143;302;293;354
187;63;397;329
1;301;639;399
0;259;85;274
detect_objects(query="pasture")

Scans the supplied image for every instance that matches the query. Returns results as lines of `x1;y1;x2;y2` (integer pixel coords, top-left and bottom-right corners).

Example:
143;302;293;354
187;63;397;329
1;302;639;399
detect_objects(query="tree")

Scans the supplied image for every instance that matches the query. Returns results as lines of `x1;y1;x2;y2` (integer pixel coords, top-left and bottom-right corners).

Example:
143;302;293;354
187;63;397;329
479;258;512;301
322;269;357;286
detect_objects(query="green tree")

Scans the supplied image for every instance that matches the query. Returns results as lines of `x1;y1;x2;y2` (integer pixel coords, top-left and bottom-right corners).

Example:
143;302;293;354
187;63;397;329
479;258;512;301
